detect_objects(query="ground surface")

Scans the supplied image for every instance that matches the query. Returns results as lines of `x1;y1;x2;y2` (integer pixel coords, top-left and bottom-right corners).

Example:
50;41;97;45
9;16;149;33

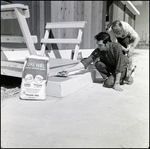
1;49;149;148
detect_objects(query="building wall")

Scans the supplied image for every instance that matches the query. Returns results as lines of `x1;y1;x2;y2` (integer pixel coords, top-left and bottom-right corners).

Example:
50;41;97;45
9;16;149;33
112;2;124;21
109;1;136;29
50;1;106;49
1;1;42;49
1;1;137;51
1;1;106;50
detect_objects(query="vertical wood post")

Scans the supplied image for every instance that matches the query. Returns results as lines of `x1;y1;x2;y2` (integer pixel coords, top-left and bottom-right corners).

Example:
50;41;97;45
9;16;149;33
39;1;45;49
102;1;107;31
124;4;126;21
36;1;45;50
14;8;37;55
109;2;114;25
83;1;92;49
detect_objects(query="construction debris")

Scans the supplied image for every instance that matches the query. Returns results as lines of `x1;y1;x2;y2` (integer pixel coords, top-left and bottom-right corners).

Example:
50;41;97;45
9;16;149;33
1;86;20;100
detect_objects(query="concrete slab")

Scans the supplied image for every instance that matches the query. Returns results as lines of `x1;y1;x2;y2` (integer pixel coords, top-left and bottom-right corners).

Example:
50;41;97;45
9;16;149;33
47;69;95;97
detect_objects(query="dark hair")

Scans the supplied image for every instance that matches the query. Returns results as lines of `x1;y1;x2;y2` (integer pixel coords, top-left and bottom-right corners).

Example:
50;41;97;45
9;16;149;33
94;32;111;44
112;20;122;29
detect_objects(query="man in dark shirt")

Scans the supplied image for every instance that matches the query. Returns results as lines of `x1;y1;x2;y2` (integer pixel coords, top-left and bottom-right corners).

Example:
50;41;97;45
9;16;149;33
57;32;133;91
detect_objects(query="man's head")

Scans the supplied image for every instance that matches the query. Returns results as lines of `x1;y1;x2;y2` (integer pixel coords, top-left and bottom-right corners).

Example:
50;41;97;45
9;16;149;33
111;20;123;36
94;32;111;51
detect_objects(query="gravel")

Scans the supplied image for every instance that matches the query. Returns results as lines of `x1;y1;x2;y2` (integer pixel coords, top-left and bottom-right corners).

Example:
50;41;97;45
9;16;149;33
1;86;20;100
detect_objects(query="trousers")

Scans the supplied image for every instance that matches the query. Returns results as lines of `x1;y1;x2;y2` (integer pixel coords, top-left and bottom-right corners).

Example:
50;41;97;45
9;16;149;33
117;35;134;49
117;35;134;68
95;61;126;88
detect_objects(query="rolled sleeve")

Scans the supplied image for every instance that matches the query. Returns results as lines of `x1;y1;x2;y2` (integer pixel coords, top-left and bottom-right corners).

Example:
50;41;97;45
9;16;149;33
81;48;100;69
81;55;93;69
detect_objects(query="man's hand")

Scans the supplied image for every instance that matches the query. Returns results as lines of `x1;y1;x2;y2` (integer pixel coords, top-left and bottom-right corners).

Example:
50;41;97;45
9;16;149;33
122;46;128;52
114;73;122;91
113;83;123;91
127;46;134;58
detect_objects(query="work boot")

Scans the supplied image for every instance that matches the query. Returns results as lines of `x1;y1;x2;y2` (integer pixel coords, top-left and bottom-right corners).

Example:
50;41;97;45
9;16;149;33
103;75;114;88
124;65;137;85
124;76;134;85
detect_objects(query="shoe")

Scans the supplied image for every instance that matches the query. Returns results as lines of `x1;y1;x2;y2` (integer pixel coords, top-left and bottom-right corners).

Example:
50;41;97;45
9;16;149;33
126;65;137;77
103;75;114;88
124;65;136;84
124;77;134;85
120;80;125;85
131;71;135;78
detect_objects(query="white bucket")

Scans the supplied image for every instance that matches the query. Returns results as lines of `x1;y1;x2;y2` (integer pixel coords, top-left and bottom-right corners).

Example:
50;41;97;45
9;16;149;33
19;55;49;100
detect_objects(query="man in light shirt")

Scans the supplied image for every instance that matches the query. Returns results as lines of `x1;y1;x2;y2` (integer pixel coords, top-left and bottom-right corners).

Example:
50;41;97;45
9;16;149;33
107;20;140;75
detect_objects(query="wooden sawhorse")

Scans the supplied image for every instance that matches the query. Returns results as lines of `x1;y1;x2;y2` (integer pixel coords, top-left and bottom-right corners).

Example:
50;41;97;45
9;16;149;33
1;3;37;55
40;21;87;60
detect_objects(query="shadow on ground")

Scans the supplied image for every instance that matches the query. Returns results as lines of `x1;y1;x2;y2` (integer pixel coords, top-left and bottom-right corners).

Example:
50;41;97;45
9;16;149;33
1;75;21;88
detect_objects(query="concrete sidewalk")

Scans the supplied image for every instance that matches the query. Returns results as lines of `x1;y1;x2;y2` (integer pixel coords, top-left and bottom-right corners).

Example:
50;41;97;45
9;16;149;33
1;49;149;148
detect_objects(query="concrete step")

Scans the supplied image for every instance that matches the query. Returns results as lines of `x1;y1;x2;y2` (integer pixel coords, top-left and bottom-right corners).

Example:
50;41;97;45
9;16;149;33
46;69;95;98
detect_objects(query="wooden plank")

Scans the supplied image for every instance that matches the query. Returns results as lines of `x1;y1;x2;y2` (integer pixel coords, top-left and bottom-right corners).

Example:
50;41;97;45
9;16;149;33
1;69;22;78
62;1;75;50
41;38;81;44
73;29;83;60
50;1;60;48
1;59;79;78
72;45;80;60
14;7;37;55
46;21;86;29
1;61;83;83
90;1;98;48
1;61;23;77
74;1;84;49
1;9;30;19
39;1;45;48
1;11;17;19
1;35;38;43
113;3;124;21
77;29;83;40
1;47;30;51
109;2;114;24
1;4;29;11
40;29;50;56
83;1;92;49
1;58;79;69
1;61;24;68
1;49;30;61
74;1;84;21
101;1;107;31
27;1;39;49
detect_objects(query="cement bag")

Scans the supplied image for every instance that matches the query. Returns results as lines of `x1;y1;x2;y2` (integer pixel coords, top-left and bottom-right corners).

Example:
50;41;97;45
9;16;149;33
20;55;49;100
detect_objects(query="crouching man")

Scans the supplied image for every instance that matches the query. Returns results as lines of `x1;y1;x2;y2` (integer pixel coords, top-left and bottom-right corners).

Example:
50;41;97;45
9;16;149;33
57;32;133;91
